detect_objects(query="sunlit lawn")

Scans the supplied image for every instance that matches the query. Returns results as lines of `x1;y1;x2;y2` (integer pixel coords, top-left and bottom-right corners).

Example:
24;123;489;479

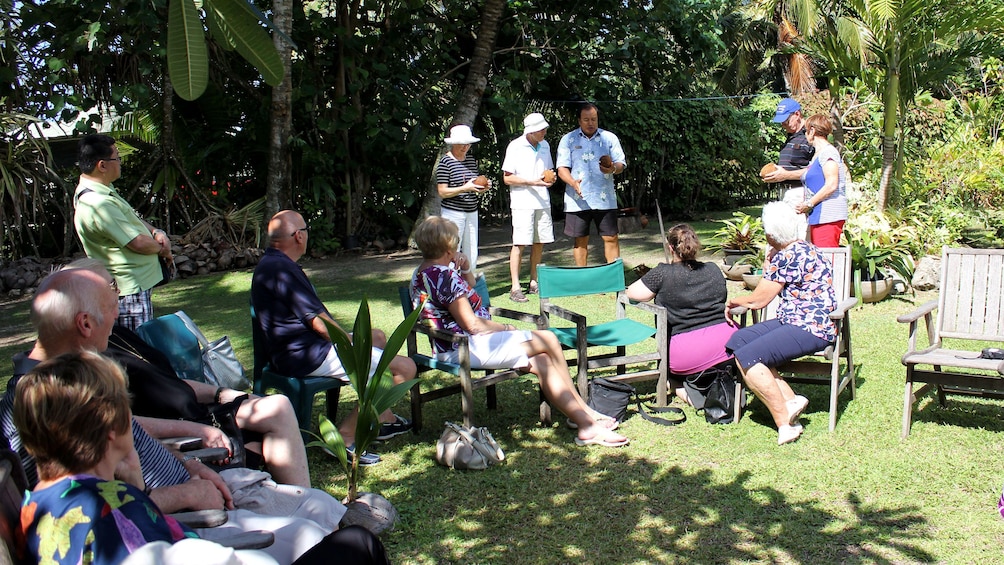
2;208;1002;563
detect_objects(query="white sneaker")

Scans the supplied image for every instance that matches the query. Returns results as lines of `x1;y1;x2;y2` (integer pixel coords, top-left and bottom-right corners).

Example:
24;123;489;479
786;395;808;426
778;424;803;445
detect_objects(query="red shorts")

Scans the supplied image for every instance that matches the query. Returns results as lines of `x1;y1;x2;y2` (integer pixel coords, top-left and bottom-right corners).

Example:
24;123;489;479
809;220;845;248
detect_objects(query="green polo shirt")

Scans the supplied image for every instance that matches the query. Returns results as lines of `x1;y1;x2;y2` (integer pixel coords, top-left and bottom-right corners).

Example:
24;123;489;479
73;178;162;295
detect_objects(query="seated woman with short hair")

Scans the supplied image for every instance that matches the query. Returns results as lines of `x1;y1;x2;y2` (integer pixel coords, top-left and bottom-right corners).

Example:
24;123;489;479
15;351;390;565
15;351;197;565
725;202;838;445
625;223;737;405
410;216;628;447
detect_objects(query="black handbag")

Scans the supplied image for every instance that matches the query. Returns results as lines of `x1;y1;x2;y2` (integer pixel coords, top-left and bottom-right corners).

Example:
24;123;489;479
587;377;685;426
194;395;249;470
682;360;745;424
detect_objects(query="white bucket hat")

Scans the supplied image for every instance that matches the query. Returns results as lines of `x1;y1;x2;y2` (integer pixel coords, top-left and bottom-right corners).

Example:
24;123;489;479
444;125;480;145
523;113;549;135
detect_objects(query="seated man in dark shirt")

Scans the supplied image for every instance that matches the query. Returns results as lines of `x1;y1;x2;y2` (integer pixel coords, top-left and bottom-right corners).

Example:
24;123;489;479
251;210;416;466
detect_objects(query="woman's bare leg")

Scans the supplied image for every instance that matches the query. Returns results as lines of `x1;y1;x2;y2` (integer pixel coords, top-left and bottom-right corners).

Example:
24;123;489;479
522;331;627;443
237;395;311;487
736;362;790;429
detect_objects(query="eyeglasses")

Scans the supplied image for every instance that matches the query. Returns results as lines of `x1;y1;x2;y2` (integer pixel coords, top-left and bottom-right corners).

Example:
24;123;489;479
291;227;308;237
108;278;119;293
102;157;120;162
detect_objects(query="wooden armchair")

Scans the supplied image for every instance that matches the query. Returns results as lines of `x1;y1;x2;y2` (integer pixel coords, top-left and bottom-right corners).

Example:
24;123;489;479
537;259;669;406
730;247;857;430
399;276;549;432
898;247;1004;437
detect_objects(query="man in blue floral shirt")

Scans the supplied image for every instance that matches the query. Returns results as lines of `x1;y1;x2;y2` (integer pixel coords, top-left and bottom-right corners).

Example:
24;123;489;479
556;103;627;266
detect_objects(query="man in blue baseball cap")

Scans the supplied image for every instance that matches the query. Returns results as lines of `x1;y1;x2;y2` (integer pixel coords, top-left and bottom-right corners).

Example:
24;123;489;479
761;97;814;203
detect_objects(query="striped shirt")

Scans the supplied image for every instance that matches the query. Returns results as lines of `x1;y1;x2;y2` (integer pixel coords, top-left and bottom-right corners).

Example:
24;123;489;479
3;352;191;489
437;153;481;213
804;144;848;226
778;129;815;188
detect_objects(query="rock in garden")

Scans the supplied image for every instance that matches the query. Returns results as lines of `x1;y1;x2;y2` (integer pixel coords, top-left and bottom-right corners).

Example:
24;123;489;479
912;255;941;291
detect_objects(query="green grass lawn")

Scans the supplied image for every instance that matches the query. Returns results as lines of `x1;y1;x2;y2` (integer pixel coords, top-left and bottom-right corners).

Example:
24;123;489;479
2;212;1002;563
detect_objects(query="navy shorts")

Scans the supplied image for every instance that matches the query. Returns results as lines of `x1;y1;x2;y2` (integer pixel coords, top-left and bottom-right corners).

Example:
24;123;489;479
726;318;832;370
564;209;619;238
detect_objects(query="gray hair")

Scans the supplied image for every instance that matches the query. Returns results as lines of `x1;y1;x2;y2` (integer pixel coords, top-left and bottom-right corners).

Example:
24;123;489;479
31;270;107;343
762;201;801;246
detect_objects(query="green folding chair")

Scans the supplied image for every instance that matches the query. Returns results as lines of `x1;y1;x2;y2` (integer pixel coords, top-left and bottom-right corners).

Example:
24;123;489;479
537;258;669;406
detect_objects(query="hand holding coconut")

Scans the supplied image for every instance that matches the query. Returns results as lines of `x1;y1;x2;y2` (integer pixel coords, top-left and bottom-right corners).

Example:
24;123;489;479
598;154;615;174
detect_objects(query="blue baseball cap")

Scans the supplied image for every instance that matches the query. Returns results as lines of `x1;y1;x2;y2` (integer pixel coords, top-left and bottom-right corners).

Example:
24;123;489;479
772;98;801;123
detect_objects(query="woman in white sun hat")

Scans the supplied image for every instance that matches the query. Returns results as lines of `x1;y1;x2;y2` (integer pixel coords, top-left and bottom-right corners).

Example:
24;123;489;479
437;124;491;275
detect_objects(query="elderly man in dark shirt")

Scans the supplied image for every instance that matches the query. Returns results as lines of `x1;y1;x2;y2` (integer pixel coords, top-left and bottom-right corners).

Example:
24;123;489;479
251;210;416;466
761;98;815;201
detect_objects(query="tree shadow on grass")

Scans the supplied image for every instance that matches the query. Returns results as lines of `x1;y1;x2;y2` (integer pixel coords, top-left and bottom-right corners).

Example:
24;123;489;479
342;373;935;564
372;440;933;564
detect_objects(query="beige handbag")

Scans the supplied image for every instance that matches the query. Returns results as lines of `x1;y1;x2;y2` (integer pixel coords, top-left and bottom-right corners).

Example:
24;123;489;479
435;422;505;470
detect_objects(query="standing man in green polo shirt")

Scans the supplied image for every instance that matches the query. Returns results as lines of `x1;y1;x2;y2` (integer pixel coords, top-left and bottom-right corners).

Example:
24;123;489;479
73;134;173;331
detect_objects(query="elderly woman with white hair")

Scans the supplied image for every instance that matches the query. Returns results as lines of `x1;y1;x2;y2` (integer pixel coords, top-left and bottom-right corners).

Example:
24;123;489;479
725;202;837;445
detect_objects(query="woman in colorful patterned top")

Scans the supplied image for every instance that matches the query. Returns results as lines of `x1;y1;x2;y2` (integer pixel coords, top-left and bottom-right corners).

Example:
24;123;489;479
16;352;394;565
410;216;628;447
725;202;837;445
15;351;196;565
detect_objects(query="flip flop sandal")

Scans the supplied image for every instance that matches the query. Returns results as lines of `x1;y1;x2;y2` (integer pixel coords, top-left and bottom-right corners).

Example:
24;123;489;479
574;432;630;448
566;417;619;431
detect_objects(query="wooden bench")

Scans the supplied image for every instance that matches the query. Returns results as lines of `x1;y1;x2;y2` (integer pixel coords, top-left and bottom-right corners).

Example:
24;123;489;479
898;247;1004;437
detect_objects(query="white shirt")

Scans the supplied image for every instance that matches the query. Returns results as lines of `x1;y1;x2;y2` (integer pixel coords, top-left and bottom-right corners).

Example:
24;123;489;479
502;135;553;210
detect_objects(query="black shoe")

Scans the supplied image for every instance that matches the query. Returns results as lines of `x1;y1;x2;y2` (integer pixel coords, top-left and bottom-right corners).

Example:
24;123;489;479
345;444;381;466
376;414;412;440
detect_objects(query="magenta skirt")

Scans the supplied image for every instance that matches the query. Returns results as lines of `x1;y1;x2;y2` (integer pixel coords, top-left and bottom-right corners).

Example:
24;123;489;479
670;321;738;375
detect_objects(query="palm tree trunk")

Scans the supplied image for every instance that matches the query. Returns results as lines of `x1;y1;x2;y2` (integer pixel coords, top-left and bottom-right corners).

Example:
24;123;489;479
412;0;506;241
266;0;294;222
828;76;844;150
878;69;900;212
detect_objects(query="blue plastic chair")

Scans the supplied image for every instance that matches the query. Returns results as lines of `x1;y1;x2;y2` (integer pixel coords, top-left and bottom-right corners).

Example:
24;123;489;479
250;306;342;440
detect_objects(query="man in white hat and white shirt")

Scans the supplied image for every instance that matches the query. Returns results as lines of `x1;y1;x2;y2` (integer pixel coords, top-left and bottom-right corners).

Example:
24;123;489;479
438;124;490;275
502;112;556;303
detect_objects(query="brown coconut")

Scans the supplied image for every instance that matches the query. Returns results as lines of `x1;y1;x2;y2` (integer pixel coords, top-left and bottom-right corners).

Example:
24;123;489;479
759;163;778;178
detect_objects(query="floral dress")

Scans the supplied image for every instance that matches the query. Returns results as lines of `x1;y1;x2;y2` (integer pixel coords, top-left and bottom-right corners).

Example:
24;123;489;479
765;240;838;342
411;264;489;354
20;475;196;564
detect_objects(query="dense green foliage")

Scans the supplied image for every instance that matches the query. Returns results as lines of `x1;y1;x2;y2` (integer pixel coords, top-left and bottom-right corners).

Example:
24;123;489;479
1;0;1003;260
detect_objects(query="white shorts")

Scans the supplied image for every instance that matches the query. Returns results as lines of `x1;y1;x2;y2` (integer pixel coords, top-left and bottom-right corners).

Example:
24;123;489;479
436;330;533;370
511;208;554;246
308;345;384;380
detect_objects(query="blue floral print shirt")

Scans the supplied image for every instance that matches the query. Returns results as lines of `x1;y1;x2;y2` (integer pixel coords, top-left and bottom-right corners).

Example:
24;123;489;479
764;240;838;341
555;128;626;212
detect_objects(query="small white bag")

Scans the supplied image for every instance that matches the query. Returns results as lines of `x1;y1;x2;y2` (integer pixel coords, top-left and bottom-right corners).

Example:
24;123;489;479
435;422;505;470
176;311;251;390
